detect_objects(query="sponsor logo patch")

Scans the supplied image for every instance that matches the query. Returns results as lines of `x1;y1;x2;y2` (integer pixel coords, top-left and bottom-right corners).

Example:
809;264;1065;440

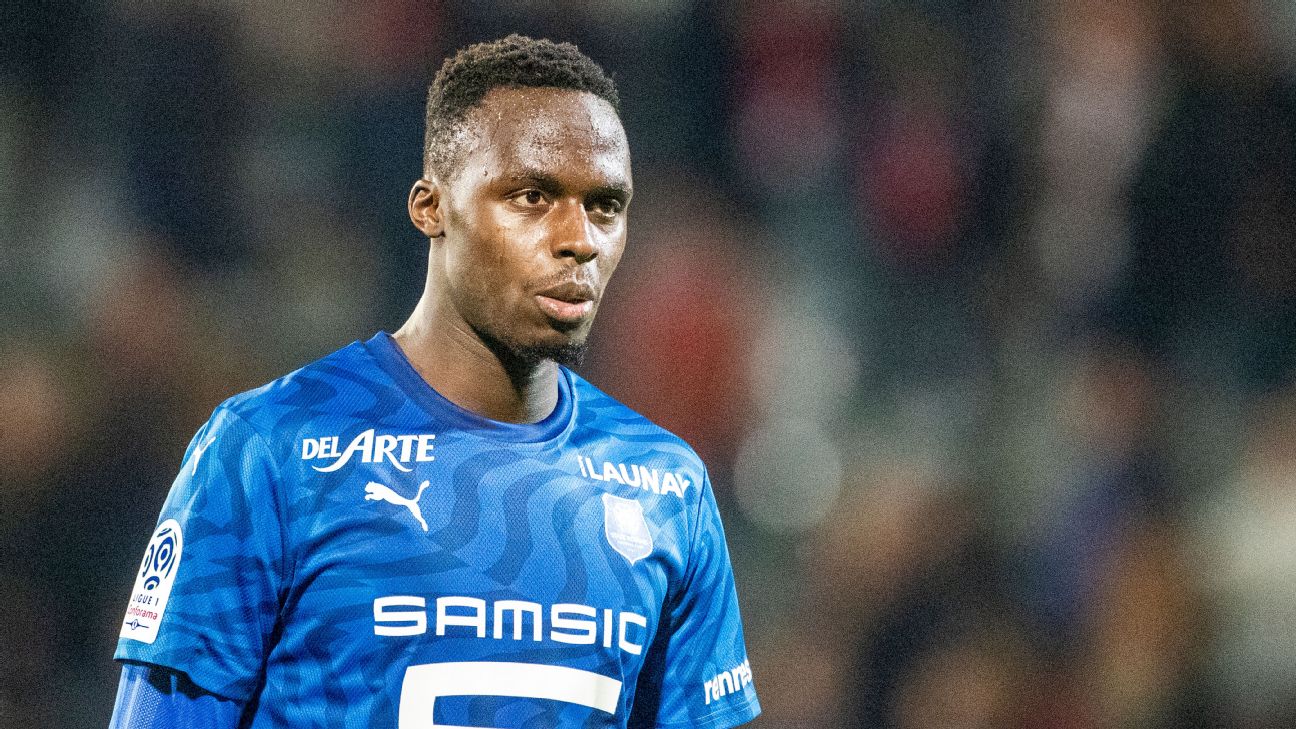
373;595;649;656
189;435;215;476
704;658;754;705
602;493;653;564
121;519;183;643
301;430;436;473
365;480;431;532
576;455;693;499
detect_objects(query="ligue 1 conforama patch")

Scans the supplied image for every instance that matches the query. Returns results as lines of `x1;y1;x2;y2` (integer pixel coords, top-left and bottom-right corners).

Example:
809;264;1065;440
602;494;653;564
120;519;183;644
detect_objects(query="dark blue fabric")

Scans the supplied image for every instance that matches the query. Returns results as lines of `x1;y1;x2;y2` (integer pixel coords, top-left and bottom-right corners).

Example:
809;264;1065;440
109;663;243;729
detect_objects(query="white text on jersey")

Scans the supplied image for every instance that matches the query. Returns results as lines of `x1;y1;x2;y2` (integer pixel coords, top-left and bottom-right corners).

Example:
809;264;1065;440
703;658;753;705
374;596;649;656
301;430;436;472
576;455;691;498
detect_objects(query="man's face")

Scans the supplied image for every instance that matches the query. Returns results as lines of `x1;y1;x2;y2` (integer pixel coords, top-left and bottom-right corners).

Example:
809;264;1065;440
430;86;632;366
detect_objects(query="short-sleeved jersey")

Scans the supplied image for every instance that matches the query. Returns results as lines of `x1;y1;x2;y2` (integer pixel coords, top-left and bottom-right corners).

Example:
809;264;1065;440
115;332;759;728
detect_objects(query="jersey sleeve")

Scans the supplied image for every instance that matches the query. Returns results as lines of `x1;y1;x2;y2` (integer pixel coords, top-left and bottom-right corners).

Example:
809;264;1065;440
114;406;289;702
631;471;760;728
109;663;245;729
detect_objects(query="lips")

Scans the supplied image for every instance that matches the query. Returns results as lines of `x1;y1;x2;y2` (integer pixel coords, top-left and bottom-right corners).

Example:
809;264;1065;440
534;281;597;324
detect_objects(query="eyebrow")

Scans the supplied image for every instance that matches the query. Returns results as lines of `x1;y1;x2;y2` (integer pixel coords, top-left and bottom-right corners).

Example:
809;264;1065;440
505;168;632;200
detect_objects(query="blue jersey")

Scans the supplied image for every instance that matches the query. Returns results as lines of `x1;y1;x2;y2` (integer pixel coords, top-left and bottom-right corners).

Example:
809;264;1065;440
115;332;759;728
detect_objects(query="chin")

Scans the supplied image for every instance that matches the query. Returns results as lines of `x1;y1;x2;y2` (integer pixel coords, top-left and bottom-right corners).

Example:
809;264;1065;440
538;342;588;368
502;338;587;368
525;329;590;367
477;324;590;369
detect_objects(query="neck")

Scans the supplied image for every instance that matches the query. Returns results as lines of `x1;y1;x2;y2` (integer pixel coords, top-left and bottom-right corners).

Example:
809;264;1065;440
392;294;560;425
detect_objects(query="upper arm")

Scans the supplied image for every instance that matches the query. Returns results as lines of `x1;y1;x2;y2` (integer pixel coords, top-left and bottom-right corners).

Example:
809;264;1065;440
630;472;760;728
113;406;289;702
109;663;245;729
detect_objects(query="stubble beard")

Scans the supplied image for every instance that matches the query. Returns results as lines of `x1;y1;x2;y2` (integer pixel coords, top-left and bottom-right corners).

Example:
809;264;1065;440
474;324;588;373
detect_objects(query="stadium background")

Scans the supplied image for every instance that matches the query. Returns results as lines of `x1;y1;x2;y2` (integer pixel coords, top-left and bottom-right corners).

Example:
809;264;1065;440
4;1;1296;726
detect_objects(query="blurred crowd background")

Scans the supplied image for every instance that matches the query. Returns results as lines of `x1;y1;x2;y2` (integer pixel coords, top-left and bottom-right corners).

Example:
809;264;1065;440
5;0;1296;726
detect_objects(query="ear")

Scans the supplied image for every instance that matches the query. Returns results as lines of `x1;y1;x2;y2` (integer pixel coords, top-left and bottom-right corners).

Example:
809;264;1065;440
408;178;444;239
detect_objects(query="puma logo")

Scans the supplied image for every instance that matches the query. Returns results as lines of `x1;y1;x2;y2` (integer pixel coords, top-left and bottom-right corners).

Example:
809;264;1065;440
364;480;431;532
190;436;215;476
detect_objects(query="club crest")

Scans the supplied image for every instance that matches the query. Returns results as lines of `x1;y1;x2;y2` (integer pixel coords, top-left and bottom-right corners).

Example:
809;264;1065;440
602;493;653;564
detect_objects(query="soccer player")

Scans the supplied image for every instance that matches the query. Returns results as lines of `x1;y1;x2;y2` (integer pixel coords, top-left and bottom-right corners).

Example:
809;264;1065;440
109;35;760;728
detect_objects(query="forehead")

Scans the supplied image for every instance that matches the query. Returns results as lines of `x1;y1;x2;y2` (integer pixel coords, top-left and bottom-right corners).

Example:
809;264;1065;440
458;87;630;185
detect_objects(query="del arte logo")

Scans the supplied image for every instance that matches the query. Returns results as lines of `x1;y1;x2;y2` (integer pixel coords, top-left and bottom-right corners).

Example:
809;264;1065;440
301;430;436;473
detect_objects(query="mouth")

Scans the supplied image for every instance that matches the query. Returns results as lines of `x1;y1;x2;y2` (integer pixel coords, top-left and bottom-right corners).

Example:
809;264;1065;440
534;281;598;325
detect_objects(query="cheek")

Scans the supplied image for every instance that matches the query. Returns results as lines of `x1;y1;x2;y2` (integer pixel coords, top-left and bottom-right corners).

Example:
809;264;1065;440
441;227;495;317
457;203;528;272
599;235;627;278
446;218;531;322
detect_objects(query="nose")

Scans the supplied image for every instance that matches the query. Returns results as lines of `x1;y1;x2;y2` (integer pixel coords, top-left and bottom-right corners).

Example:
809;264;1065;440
549;199;598;264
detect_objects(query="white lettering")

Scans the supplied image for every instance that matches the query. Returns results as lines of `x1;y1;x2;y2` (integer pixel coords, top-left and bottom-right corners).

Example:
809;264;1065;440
303;430;436;472
374;596;648;656
640;467;660;494
618;613;647;655
573;454;691;499
416;434;436;462
333;429;374;472
396;434;417;461
436;596;486;637
661;473;688;498
602;462;625;485
399;662;621;726
374;595;426;636
618;464;640;487
551;604;598;645
702;659;753;705
493;600;542;641
374;434;400;469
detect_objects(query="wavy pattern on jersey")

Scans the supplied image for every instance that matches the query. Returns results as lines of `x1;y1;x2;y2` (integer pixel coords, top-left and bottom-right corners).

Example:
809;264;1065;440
115;408;290;702
487;468;553;585
116;333;759;728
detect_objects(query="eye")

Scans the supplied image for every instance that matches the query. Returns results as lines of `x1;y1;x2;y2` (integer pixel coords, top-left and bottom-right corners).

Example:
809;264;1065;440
589;197;624;218
510;189;548;208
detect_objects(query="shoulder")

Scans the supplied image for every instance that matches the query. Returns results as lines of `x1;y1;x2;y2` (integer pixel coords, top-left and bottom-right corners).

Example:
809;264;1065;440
209;337;379;442
565;368;707;475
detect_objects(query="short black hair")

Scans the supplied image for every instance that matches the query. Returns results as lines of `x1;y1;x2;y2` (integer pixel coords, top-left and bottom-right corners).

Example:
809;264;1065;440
423;34;620;178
